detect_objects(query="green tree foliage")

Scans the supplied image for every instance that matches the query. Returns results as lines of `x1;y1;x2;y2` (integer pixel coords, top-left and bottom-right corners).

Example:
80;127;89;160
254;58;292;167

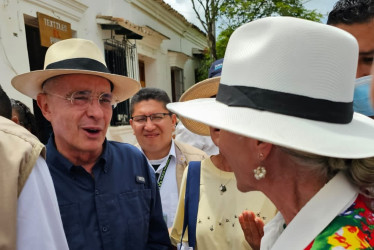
195;0;323;82
191;0;225;61
196;52;214;82
216;0;323;59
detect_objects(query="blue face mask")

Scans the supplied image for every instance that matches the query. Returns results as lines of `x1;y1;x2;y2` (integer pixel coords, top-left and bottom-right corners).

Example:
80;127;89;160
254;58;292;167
353;75;374;117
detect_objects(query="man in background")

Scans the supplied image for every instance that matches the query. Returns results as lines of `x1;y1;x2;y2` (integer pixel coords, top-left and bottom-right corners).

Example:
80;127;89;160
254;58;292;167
0;85;12;119
11;98;40;137
130;88;207;228
328;0;374;117
328;0;374;78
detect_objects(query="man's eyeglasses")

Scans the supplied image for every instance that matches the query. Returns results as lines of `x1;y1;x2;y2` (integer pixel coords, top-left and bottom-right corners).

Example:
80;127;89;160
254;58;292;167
45;90;119;109
131;113;172;123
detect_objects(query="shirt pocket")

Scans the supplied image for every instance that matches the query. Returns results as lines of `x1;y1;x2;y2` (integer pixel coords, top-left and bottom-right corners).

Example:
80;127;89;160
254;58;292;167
59;203;85;249
118;189;152;249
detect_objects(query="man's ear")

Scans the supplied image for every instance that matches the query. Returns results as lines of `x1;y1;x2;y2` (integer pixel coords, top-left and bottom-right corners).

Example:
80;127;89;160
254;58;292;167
171;114;177;131
36;93;52;122
11;115;19;124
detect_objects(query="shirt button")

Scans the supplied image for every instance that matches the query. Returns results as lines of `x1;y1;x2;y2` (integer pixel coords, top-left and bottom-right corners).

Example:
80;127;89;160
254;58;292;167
102;226;108;232
95;189;100;195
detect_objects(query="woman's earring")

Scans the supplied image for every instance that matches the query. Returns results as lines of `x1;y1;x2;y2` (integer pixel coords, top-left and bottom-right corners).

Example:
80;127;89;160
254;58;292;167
253;166;266;180
254;153;266;180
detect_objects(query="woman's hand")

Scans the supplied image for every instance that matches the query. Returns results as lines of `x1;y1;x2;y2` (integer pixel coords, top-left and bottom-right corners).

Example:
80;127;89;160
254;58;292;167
239;210;264;250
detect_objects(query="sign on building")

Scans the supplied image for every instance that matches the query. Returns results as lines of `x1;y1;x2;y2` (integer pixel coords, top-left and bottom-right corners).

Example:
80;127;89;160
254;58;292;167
37;12;72;47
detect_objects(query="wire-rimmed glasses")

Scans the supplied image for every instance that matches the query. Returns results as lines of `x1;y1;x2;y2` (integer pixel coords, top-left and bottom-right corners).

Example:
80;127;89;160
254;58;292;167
131;113;172;124
45;90;119;109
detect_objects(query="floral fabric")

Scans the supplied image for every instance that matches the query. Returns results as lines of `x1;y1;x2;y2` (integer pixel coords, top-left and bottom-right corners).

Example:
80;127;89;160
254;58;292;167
305;194;374;250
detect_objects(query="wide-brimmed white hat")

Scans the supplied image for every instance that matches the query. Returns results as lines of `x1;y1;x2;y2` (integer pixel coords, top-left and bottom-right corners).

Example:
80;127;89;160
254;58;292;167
168;16;374;159
12;38;140;102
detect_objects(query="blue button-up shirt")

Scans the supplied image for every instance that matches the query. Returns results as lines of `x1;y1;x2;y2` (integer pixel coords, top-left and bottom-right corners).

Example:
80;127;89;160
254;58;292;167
46;135;171;250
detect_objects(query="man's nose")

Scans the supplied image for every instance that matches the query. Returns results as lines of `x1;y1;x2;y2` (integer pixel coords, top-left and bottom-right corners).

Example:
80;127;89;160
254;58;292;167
86;98;105;118
144;116;156;129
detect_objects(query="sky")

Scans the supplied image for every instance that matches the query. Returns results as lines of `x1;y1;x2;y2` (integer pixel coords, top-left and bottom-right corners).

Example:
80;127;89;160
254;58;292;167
163;0;338;31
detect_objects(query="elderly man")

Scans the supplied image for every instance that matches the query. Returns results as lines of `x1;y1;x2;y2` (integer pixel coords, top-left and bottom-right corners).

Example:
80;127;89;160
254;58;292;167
130;88;207;228
12;38;171;250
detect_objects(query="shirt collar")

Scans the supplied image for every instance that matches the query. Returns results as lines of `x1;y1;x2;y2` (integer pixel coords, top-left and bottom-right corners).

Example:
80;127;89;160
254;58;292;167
142;140;176;172
140;140;176;161
268;172;358;250
46;134;108;173
169;140;176;159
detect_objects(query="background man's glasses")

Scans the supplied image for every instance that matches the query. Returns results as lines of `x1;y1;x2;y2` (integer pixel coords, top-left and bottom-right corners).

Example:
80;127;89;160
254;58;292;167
45;90;118;109
132;113;172;123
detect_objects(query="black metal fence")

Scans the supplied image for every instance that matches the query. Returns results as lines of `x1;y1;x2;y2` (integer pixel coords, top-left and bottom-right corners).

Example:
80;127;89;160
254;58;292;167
104;38;138;126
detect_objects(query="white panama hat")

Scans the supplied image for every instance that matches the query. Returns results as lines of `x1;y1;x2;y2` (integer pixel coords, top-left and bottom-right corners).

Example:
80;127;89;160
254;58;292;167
12;38;140;102
167;16;374;159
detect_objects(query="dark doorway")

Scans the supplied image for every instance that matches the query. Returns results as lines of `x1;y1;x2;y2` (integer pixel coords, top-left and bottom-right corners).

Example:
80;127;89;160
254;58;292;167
170;67;184;102
25;24;51;144
139;60;145;88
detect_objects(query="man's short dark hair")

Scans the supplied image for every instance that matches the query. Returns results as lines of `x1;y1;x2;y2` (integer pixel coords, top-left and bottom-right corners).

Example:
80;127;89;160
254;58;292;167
0;85;12;119
327;0;374;25
130;88;171;114
11;99;39;137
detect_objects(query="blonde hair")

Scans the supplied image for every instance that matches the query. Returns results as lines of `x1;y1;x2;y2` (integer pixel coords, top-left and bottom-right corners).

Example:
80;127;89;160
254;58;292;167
278;146;374;199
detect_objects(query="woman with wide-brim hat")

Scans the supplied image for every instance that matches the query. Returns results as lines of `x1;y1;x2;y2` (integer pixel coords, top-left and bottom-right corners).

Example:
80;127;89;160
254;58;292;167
168;16;374;249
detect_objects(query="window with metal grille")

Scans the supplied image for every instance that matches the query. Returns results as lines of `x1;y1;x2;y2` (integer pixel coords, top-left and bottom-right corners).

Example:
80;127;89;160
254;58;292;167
104;38;138;126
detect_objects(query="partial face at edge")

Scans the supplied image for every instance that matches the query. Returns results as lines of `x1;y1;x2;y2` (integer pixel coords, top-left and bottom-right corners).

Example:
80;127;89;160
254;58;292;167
334;20;374;78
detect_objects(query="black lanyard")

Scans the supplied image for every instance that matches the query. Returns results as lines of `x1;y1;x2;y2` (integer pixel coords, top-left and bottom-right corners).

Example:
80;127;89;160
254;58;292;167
157;155;172;188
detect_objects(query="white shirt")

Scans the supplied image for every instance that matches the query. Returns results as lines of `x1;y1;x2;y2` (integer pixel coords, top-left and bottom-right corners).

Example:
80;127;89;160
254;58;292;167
261;172;357;250
143;141;179;228
17;156;69;250
175;122;219;156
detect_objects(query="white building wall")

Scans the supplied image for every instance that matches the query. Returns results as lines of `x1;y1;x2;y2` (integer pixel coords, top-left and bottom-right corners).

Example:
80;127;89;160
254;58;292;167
0;0;206;110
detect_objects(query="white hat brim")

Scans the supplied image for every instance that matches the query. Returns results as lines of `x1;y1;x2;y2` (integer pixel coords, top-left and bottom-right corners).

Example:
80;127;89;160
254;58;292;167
167;98;374;159
11;69;140;102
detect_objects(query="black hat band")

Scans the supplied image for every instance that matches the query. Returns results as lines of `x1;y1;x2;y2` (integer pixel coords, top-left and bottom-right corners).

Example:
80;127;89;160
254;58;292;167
216;83;353;124
46;58;110;73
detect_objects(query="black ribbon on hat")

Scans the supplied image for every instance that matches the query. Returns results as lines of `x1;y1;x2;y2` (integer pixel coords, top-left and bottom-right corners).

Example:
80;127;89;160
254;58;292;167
216;83;353;124
46;58;110;73
45;58;114;91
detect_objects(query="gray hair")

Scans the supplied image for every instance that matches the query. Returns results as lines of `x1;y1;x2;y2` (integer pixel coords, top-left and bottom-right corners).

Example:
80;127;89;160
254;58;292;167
278;146;374;200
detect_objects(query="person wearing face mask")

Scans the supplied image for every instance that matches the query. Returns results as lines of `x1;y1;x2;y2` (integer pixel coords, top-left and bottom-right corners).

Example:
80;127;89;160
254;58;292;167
327;0;374;79
353;75;374;118
328;0;374;118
